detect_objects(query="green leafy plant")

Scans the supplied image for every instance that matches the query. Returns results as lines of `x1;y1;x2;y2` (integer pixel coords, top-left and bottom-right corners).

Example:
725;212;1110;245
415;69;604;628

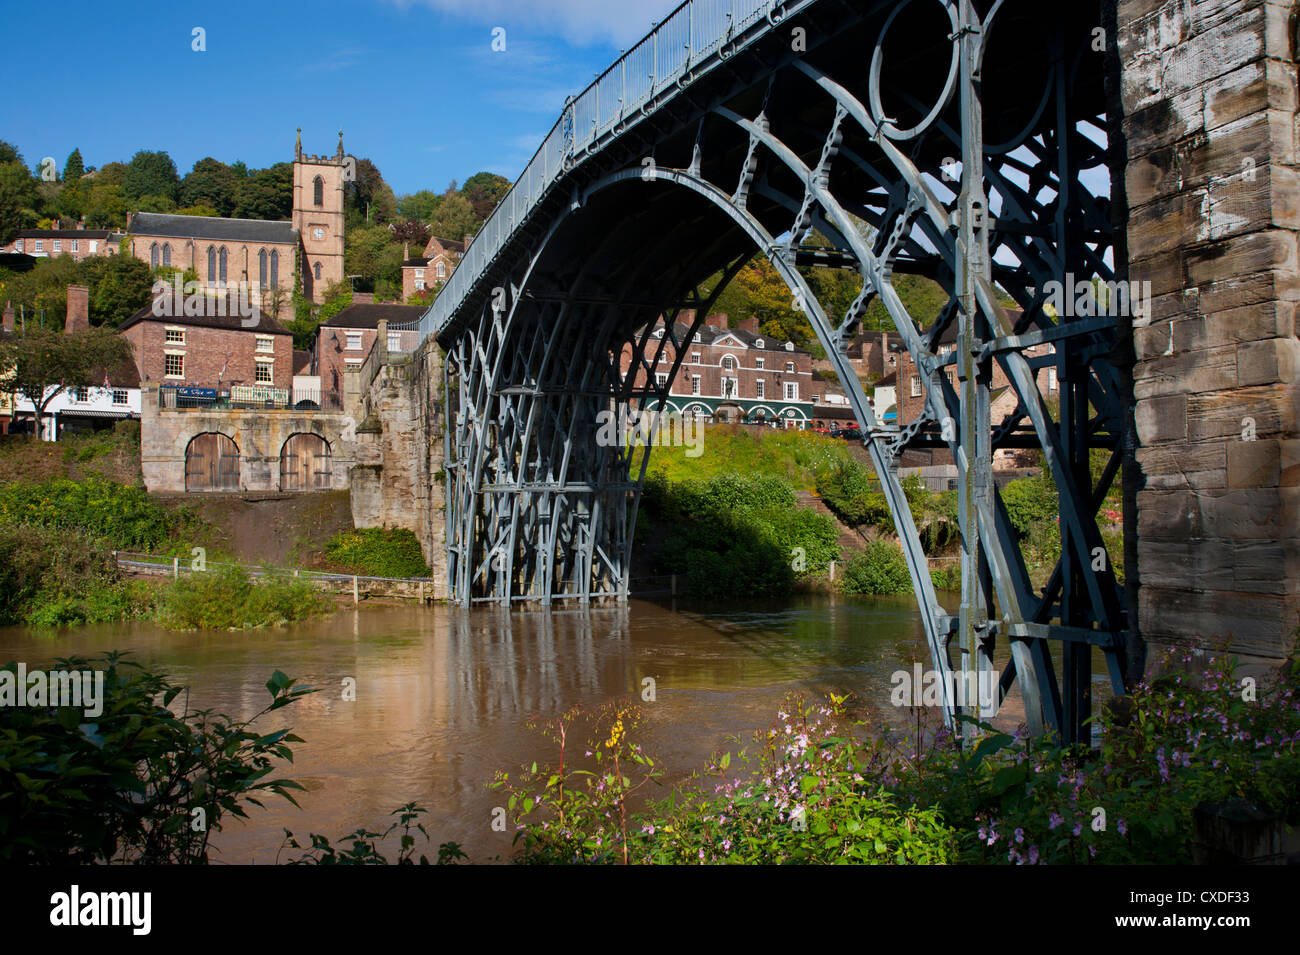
324;527;431;578
153;565;330;630
0;653;315;863
281;802;466;865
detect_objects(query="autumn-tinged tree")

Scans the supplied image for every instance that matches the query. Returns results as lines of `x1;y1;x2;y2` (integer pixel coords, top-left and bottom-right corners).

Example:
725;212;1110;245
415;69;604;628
0;326;135;441
461;171;510;220
390;218;430;248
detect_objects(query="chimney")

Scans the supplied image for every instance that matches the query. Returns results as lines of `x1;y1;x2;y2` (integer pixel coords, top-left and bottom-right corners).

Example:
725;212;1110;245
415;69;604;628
51;220;60;231
2;301;13;333
463;234;473;250
704;312;728;329
65;285;89;334
739;317;759;334
403;242;409;260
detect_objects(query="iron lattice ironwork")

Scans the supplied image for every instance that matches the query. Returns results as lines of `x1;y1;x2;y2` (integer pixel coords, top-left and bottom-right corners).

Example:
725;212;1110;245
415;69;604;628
435;0;1129;745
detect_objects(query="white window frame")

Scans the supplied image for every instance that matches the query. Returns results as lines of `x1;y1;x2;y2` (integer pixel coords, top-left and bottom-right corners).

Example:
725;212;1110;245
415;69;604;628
756;379;765;399
254;360;274;384
112;389;128;405
34;240;43;252
691;375;700;395
722;377;738;399
89;240;98;253
53;240;61;254
785;381;799;401
255;335;275;353
345;331;363;351
655;372;668;389
164;353;185;379
691;351;700;363
910;376;922;398
164;327;186;345
755;357;764;369
388;332;402;352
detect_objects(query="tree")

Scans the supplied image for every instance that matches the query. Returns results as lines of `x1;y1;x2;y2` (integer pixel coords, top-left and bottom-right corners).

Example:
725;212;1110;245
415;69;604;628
460;171;510;220
180;157;239;216
0;326;135;441
80;255;155;327
0;161;39;244
64;148;84;183
345;158;397;225
344;224;404;293
397;189;442;223
428;190;477;241
390;218;430;247
0;140;23;166
233;162;292;220
122;151;180;203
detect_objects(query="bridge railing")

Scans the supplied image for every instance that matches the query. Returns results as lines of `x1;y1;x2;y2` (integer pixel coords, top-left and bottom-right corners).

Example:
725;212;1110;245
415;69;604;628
417;0;792;345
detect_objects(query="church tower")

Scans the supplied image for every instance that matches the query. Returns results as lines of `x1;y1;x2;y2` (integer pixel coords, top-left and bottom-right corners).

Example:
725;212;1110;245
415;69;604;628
293;129;348;303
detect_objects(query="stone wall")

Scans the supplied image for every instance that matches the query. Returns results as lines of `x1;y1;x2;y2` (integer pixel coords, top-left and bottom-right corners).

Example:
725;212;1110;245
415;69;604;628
349;342;448;598
140;388;359;492
1118;0;1300;661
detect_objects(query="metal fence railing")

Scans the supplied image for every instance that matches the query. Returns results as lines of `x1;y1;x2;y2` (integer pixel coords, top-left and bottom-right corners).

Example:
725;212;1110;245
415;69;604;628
157;385;344;413
418;0;815;346
114;551;436;602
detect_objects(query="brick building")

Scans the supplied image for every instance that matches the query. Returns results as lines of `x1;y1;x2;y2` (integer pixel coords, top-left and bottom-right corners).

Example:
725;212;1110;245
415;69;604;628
0;225;124;262
402;235;466;301
119;295;295;392
312;304;423;395
122;132;349;305
893;319;1054;469
623;314;815;427
845;329;902;380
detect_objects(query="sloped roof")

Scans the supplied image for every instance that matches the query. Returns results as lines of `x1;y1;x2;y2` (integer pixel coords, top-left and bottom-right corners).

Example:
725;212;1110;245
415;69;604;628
322;304;425;328
659;320;811;355
119;294;292;335
15;229;118;239
128;212;297;245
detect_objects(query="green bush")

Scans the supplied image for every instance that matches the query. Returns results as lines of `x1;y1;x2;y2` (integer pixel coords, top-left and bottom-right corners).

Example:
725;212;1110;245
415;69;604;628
1000;469;1058;537
840;539;913;596
0;653;314;863
324;527;431;578
643;473;838;598
154;565;330;630
0;477;188;551
0;524;151;627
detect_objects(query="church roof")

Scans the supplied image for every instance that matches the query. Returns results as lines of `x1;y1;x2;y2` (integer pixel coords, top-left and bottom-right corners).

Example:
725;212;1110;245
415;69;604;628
128;212;298;245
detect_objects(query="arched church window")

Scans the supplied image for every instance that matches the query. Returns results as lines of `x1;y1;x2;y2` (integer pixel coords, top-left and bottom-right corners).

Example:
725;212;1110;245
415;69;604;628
150;243;159;268
207;246;216;285
314;262;322;281
313;175;324;207
162;243;171;268
218;247;228;284
259;250;267;287
270;250;279;287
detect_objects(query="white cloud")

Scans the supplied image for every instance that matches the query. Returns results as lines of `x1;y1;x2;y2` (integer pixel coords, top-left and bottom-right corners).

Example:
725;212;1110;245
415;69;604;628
392;0;679;48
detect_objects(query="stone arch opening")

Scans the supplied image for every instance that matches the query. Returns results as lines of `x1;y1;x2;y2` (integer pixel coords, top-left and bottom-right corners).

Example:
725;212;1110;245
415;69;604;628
280;432;332;491
185;432;240;491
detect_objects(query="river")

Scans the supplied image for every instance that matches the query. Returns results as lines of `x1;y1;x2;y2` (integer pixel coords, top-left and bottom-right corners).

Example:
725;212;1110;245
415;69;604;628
0;594;1003;863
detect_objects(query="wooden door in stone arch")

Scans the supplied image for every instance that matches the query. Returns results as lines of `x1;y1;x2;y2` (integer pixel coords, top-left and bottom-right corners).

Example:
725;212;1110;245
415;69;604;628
185;432;240;491
280;433;332;491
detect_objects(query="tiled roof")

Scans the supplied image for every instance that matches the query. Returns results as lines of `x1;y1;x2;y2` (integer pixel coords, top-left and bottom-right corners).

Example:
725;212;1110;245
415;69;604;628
119;294;293;335
14;229;118;239
322;304;425;328
128;212;297;245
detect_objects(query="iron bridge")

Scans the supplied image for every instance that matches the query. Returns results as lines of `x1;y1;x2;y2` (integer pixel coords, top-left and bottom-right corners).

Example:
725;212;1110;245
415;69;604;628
420;0;1134;745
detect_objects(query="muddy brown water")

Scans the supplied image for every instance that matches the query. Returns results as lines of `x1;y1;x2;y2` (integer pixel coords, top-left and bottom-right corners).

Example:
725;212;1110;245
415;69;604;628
0;595;1106;863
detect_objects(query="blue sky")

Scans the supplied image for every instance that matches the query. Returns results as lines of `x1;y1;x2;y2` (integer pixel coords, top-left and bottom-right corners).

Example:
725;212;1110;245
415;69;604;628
2;0;679;196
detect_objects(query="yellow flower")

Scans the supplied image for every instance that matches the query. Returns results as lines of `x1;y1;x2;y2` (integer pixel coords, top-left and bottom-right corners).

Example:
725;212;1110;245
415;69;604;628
605;717;624;750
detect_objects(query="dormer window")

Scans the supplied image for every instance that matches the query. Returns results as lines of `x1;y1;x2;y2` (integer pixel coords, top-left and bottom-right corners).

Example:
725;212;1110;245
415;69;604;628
784;342;794;351
754;338;764;348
